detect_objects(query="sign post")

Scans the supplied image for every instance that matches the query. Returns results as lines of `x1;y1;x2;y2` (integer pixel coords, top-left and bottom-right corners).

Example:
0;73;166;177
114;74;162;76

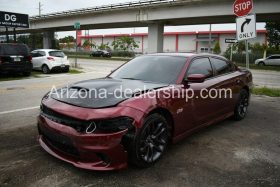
233;0;254;69
74;22;80;68
236;14;256;69
245;40;249;69
225;39;238;61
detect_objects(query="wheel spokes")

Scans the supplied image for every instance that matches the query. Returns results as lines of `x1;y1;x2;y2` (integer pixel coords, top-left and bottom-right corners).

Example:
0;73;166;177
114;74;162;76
139;119;169;163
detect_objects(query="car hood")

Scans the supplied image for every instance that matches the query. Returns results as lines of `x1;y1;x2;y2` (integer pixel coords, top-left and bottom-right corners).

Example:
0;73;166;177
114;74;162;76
255;58;265;62
50;78;168;108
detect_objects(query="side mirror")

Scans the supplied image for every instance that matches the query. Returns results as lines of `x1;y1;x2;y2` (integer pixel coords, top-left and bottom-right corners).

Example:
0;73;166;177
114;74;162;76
185;74;206;83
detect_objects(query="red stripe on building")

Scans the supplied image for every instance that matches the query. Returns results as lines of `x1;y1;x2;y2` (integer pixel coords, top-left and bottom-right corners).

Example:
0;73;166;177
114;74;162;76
79;30;267;39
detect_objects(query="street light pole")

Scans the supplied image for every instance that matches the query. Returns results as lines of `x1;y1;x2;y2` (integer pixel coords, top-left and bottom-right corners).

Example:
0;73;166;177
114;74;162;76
208;24;212;53
38;2;43;16
75;30;78;68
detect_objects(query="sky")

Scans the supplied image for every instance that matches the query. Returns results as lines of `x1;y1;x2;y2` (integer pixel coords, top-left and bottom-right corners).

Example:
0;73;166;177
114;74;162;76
0;0;265;38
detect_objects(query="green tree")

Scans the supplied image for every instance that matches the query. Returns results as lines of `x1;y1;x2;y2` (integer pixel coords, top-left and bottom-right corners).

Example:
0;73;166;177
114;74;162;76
112;36;139;51
17;35;29;44
90;41;97;49
266;22;280;50
82;40;91;48
238;41;245;53
98;43;111;50
250;43;264;54
59;36;75;43
59;35;75;50
17;33;43;50
213;41;221;54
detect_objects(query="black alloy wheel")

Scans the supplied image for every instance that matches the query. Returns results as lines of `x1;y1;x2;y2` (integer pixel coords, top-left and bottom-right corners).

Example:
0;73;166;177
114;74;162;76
130;113;170;168
234;89;249;120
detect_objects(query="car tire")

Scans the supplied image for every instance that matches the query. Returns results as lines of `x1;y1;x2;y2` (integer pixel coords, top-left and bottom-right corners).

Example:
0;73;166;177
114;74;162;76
23;71;31;76
258;62;265;66
64;67;70;73
129;113;170;168
42;65;50;74
234;89;249;121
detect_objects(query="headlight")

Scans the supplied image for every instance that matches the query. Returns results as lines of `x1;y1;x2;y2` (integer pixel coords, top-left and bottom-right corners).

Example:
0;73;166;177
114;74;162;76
42;91;50;101
94;117;135;133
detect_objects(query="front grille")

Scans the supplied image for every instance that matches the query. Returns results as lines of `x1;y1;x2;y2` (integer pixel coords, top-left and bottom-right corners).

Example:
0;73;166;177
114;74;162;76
38;123;80;157
41;104;90;132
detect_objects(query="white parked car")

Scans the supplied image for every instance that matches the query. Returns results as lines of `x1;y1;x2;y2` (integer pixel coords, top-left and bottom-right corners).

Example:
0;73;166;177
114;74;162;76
31;49;70;73
255;55;280;66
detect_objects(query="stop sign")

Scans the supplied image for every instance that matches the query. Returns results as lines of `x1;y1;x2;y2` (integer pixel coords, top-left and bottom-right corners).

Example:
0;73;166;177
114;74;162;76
233;0;253;17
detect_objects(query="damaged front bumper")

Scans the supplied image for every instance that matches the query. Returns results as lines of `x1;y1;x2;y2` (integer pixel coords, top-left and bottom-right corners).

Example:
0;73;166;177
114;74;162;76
38;115;130;170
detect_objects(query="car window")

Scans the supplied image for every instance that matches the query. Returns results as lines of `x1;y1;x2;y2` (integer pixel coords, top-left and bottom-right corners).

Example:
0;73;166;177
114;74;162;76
0;44;29;56
49;51;65;58
270;56;280;59
186;58;213;78
267;56;273;59
38;51;46;57
110;55;187;84
31;52;39;58
210;58;232;76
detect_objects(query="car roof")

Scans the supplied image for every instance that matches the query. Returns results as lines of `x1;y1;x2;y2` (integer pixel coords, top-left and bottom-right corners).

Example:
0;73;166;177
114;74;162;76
146;53;228;60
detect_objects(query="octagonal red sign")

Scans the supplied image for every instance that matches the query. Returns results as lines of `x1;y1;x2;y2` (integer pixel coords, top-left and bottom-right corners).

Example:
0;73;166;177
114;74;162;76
233;0;253;17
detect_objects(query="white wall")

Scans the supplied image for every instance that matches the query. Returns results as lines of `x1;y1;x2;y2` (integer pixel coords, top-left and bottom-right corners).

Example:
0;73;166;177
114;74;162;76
164;35;176;52
80;32;266;53
178;35;196;52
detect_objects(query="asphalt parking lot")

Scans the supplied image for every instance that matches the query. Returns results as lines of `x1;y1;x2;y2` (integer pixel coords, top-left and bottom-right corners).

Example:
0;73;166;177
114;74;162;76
0;59;280;186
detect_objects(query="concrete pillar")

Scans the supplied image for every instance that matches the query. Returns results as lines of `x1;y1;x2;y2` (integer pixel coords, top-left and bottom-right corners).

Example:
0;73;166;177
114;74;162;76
148;23;164;53
43;31;55;49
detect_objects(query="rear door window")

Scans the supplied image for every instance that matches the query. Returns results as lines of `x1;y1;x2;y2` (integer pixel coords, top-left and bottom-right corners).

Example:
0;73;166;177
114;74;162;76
210;58;232;76
0;44;29;56
186;58;213;78
49;51;65;58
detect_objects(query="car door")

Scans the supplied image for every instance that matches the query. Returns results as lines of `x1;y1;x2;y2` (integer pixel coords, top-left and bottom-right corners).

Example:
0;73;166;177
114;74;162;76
270;55;280;65
180;57;222;130
209;57;240;115
265;56;274;65
275;56;280;65
37;51;47;68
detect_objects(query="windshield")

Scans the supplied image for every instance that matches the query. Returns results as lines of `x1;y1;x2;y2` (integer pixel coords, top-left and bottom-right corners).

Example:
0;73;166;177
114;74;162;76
110;55;187;84
49;51;65;58
0;44;29;56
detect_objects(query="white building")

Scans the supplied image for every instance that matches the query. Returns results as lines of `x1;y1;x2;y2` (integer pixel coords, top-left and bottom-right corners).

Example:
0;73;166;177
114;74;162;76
78;30;267;54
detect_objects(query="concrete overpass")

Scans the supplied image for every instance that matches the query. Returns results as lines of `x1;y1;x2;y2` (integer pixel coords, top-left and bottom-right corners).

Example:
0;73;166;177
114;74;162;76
2;0;280;52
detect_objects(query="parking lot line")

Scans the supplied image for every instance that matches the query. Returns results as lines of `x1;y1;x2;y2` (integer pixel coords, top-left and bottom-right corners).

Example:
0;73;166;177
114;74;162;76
0;106;39;115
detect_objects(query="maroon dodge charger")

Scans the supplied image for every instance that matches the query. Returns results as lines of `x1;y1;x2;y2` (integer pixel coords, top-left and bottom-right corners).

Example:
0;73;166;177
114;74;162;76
38;53;253;170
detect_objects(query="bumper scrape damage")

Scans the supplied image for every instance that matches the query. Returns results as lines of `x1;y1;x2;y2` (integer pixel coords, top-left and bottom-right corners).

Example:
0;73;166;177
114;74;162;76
37;98;140;171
